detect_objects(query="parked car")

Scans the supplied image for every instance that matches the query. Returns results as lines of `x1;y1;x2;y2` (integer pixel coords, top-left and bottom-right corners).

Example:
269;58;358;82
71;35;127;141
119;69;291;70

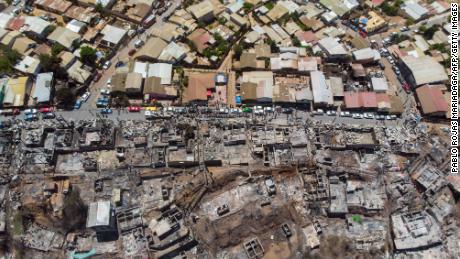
13;0;21;6
96;98;109;107
0;109;20;116
312;109;324;116
326;110;336;116
385;115;397;120
128;49;137;56
282;108;293;114
352;113;363;119
115;61;125;68
340;111;351;117
400;26;409;32
24;113;38;121
102;60;112;70
364;112;375;119
22;6;33;14
24;108;38;115
100;88;110;95
134;40;144;48
264;107;274;113
402;82;411;93
80;92;90;102
12;8;21;15
376;114;385;120
144;110;153;119
39;107;53;113
128;106;141;112
100;108;112;114
43;112;55;119
74;100;82;109
242;107;252;113
93;72;102;82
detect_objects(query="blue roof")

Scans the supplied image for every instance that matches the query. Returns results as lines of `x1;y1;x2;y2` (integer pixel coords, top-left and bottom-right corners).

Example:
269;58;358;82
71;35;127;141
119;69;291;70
236;96;241;104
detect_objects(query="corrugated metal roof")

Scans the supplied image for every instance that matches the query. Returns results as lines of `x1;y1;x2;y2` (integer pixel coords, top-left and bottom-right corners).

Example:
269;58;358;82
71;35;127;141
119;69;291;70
416;85;448;115
318;37;348;56
401;56;448;86
311;71;333;105
32;72;53;103
147;63;172;84
86;201;111;228
344;91;378;108
371;77;388;92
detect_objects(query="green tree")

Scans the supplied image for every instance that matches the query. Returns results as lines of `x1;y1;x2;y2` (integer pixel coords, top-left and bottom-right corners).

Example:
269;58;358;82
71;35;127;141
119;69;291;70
80;46;98;65
381;2;398;16
233;43;244;59
429;43;447;52
203;48;213;58
405;18;414;26
39;54;68;79
43;25;56;37
264;2;274;10
218;17;227;25
51;43;65;57
56;88;76;107
0;46;21;73
95;3;104;13
422;25;439;40
243;2;254;13
292;36;301;47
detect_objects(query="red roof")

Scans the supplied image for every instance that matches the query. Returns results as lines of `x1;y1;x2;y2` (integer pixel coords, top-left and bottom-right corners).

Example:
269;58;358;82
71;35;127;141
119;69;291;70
372;0;385;6
344;92;378;109
7;17;25;31
361;92;377;108
376;93;390;103
295;30;319;44
344;92;361;108
416;85;448;115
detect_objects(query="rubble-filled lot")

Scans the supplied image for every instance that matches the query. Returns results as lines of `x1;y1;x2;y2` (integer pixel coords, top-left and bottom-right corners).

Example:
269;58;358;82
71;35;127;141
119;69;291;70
0;108;457;259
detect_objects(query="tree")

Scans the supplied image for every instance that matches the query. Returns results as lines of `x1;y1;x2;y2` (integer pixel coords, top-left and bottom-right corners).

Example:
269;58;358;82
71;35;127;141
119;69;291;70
95;3;104;13
422;25;439;40
243;2;254;13
429;43;447;53
0;46;21;74
292;36;301;47
43;25;56;37
405;18;414;26
51;43;65;57
264;2;274;10
39;54;68;79
218;17;227;25
56;88;76;107
381;2;398;16
80;46;97;65
233;43;244;60
197;21;206;28
62;188;87;232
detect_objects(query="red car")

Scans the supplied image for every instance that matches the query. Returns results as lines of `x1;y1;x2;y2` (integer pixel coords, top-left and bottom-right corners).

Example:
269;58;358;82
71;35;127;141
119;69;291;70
128;106;141;112
128;49;136;56
402;82;411;93
93;72;102;82
39;107;53;113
